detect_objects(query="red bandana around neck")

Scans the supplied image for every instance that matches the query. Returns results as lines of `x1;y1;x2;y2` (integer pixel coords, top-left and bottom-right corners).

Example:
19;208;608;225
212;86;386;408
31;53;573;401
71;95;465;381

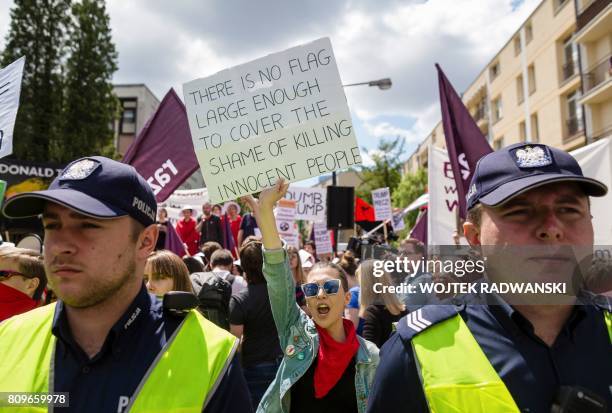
0;283;37;322
314;318;359;398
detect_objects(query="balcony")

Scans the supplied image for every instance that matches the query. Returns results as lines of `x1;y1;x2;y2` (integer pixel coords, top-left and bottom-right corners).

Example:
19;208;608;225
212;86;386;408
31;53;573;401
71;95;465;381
576;0;611;42
565;116;584;139
581;55;612;105
562;61;578;82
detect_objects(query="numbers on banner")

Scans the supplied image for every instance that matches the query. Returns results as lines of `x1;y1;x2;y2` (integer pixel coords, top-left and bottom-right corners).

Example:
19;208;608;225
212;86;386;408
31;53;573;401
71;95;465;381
147;159;179;195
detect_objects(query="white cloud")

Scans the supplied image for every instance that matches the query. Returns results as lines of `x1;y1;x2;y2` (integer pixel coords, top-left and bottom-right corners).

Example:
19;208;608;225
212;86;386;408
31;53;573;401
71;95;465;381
0;0;541;149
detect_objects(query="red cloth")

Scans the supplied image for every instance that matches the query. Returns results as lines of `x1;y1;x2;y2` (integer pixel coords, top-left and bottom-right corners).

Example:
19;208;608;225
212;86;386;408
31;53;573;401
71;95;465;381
314;318;359;398
222;215;241;255
355;197;375;222
0;283;37;322
175;218;199;255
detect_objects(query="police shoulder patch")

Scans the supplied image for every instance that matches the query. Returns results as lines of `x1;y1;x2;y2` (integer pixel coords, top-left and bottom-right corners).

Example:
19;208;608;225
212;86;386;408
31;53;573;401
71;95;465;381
397;305;458;342
60;158;100;180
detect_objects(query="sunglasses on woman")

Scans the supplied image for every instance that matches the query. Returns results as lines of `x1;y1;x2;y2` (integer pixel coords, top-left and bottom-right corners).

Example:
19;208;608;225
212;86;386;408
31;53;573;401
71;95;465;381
0;270;27;281
301;279;341;298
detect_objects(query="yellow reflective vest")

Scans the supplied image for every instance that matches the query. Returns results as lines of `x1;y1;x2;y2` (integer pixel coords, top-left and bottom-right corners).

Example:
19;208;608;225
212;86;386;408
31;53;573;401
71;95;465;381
411;310;612;413
0;303;238;413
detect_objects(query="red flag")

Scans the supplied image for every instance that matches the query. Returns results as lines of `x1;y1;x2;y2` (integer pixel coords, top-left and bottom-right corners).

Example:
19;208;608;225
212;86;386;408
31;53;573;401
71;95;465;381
123;89;199;202
437;64;493;218
355;197;375;222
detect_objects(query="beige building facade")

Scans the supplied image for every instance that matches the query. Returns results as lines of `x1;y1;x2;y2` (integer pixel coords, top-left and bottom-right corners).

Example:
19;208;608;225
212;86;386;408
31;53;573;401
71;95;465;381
112;84;160;157
404;0;611;174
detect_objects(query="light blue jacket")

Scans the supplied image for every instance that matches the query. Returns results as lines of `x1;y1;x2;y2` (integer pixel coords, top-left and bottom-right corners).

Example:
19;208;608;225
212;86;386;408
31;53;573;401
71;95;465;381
257;247;379;413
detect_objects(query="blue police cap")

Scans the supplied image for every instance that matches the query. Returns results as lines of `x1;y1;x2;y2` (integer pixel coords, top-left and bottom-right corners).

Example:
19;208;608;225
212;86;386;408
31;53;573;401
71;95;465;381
2;156;157;227
466;143;607;210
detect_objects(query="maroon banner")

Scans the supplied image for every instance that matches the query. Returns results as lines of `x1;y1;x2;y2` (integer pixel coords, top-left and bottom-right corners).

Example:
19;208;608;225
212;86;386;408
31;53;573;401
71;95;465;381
123;89;199;202
437;64;493;218
410;209;427;246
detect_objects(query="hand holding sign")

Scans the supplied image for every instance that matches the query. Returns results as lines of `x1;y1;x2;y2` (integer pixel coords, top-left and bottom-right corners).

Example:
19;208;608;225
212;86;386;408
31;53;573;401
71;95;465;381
184;38;361;203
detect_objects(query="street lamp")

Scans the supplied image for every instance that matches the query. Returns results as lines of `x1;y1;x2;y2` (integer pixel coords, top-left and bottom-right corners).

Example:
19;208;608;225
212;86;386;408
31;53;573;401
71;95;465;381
343;78;392;90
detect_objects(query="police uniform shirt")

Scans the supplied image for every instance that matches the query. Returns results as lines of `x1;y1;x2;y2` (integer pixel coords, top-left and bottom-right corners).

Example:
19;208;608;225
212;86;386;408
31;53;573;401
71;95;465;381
366;295;612;413
51;284;253;413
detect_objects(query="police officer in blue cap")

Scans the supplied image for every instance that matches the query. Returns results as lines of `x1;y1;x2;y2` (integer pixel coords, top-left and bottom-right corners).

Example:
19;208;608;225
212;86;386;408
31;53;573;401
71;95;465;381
0;157;253;412
367;143;612;413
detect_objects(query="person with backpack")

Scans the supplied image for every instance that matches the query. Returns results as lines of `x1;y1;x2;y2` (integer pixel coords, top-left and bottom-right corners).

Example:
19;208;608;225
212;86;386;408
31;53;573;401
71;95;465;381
229;240;282;410
190;249;246;331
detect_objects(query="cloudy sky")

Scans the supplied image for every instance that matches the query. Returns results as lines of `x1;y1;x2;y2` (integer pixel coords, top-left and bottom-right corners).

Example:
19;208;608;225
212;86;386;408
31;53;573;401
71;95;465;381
0;0;539;163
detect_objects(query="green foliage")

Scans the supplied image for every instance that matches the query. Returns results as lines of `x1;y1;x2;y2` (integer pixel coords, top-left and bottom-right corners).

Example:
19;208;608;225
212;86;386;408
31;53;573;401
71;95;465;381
54;0;118;162
1;0;71;162
356;136;405;200
1;0;119;163
392;168;427;230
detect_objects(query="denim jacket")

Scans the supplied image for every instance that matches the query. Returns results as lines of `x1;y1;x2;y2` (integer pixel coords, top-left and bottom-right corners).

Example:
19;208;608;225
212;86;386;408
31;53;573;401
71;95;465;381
257;247;379;413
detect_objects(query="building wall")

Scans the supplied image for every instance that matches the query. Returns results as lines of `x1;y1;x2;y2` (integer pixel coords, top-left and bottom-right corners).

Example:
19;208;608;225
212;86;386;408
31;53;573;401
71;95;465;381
403;0;598;173
112;84;160;156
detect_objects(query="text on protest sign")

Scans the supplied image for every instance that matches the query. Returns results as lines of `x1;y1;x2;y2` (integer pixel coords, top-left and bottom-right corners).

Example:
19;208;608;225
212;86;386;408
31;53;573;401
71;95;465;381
183;38;361;203
0;57;25;160
313;221;333;255
276;199;299;248
284;186;326;222
372;187;392;221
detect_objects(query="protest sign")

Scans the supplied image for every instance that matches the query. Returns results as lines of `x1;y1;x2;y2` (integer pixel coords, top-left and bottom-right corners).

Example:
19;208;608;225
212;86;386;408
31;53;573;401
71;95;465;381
391;212;406;231
183;37;361;203
276;199;299;248
0;57;25;159
372;187;392;221
285;186;326;222
165;187;209;210
313;221;333;255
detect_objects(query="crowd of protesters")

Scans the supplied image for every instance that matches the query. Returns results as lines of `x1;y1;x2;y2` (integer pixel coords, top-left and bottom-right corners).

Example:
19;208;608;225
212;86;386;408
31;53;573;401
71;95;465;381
1;143;612;412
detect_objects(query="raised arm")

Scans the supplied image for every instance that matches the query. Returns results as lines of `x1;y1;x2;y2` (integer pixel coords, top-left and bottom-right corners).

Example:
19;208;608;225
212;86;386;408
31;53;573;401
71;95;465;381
241;180;302;346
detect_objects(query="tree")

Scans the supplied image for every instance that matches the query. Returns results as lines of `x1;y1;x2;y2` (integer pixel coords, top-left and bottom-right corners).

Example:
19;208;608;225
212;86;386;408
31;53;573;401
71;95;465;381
356;136;406;200
1;0;72;162
392;168;427;230
54;0;118;162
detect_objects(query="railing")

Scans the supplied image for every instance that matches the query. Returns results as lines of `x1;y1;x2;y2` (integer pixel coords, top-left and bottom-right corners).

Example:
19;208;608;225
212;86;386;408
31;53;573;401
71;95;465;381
562;61;578;81
472;105;487;122
577;0;610;31
566;116;584;137
582;55;611;92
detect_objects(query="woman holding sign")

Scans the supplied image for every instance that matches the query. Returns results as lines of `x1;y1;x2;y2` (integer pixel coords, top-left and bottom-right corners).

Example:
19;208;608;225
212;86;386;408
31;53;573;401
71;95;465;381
242;179;379;413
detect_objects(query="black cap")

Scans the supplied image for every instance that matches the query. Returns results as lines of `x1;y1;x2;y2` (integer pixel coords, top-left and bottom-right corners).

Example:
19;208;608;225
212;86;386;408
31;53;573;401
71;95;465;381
466;143;607;210
2;156;157;227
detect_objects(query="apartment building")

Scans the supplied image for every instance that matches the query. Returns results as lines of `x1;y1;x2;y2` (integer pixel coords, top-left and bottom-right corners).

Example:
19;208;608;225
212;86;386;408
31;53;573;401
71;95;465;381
575;0;611;143
112;84;160;157
404;0;610;173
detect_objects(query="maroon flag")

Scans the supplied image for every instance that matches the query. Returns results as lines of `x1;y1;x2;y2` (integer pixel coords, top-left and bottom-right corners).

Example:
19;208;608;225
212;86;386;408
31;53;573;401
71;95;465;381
437;64;493;218
123;89;199;202
410;209;427;246
165;222;187;257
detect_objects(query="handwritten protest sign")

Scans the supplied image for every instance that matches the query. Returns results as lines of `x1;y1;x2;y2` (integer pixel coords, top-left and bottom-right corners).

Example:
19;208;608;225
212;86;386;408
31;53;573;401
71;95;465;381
313;221;333;255
183;38;361;203
0;57;25;159
372;187;392;221
285;186;326;222
276;199;299;248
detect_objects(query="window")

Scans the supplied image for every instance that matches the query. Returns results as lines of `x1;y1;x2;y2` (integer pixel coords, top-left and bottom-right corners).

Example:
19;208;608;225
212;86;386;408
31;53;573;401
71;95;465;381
528;64;536;95
492;96;503;123
519;121;527;142
489;62;500;81
530;113;539;143
562;36;577;81
566;91;583;137
525;23;533;44
120;99;137;134
516;75;524;104
494;136;505;150
514;37;522;56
